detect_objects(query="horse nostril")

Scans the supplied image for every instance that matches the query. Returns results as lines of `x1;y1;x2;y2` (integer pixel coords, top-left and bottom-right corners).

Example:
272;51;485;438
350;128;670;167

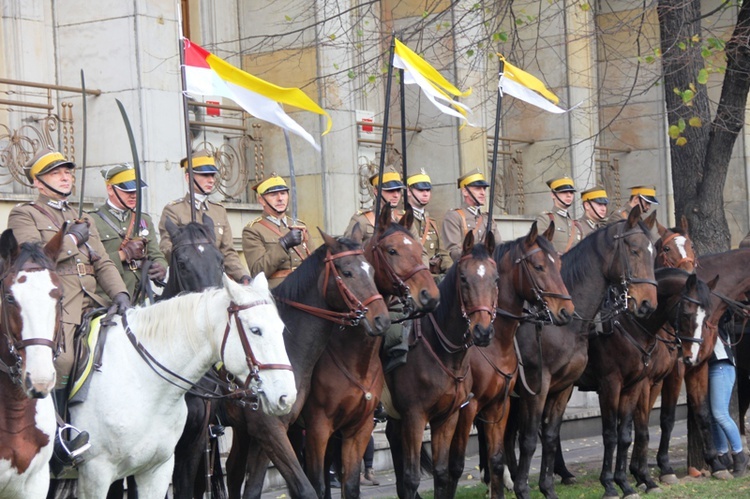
279;395;288;408
419;289;439;310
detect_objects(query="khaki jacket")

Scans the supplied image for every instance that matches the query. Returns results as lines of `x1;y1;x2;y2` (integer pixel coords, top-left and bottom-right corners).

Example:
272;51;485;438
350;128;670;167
242;215;313;289
7;195;128;326
578;215;605;239
609;204;633;223
343;209;403;247
158;195;247;282
442;202;500;264
90;204;167;301
535;208;583;255
410;209;450;273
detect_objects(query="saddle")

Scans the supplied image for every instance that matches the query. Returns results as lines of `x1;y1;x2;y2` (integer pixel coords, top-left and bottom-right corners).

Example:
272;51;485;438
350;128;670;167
68;309;111;405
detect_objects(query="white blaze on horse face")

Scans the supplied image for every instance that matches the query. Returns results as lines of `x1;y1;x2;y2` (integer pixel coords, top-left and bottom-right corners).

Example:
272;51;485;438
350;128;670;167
12;271;57;397
689;307;707;364
674;236;688;260
477;264;486;278
402;237;413;246
548;254;555;264
197;244;205;253
361;261;373;278
647;242;654;258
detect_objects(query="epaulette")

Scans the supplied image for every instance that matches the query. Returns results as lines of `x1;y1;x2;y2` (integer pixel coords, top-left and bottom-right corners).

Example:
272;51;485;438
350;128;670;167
168;199;181;206
249;216;263;226
357;209;373;215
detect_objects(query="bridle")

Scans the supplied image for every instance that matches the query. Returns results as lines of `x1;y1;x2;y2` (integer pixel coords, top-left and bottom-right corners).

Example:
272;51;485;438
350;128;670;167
369;230;429;314
167;235;224;293
0;264;63;385
275;248;384;327
451;254;498;347
605;222;658;312
656;232;696;270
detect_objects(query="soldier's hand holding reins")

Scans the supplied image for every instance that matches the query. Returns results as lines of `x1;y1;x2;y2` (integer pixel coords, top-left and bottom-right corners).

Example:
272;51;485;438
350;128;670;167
279;229;303;250
68;220;90;246
120;238;146;263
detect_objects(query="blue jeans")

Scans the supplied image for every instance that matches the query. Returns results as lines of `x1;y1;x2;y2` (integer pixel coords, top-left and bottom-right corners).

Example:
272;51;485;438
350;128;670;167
709;360;743;454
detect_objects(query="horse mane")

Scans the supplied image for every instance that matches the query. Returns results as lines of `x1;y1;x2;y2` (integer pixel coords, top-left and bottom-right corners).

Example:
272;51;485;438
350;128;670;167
272;236;362;303
655;267;712;311
435;243;492;325
377;222;412;239
172;221;214;245
493;232;556;264
561;220;651;288
0;242;55;275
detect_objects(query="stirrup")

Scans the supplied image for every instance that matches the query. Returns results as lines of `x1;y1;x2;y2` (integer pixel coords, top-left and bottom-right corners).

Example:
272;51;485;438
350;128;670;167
56;424;91;463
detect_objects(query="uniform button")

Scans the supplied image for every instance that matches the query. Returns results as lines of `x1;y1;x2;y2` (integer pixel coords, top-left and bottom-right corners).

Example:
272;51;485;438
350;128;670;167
76;258;81;262
67;250;72;255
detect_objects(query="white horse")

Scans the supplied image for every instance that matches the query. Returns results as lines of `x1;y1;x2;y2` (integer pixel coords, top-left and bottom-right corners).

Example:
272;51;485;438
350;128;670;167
70;273;296;498
0;232;61;499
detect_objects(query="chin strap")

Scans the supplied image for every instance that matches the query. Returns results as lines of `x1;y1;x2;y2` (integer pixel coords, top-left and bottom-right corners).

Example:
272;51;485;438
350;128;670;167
553;192;572;209
261;193;287;217
37;177;72;198
585;201;607;221
408;188;427;208
113;189;135;214
464;187;483;208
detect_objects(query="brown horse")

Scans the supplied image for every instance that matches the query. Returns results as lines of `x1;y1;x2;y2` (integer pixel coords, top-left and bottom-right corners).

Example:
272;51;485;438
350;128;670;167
223;230;390;499
507;207;658;499
446;222;574;499
655;247;750;483
655;216;696;272
0;228;64;498
300;205;440;498
577;268;714;497
384;230;499;499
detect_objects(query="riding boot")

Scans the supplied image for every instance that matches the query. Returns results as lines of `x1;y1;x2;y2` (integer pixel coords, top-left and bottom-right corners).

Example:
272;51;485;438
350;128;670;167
50;389;91;476
384;319;411;374
733;451;748;477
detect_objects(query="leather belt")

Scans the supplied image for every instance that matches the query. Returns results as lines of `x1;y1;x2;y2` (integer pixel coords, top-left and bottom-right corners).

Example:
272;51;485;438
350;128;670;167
269;269;294;280
58;263;95;277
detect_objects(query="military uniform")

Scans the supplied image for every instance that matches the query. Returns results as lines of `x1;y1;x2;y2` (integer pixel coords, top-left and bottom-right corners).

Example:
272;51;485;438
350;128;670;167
344;209;402;246
91;203;166;299
243;215;311;289
442;203;499;263
610;185;660;224
578;185;609;239
578;215;603;238
8;195;128;387
411;208;450;273
536;209;582;255
158;195;247;282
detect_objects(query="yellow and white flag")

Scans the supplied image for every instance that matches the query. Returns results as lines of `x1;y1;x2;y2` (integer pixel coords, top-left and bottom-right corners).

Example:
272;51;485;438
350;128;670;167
183;38;331;150
393;39;474;125
498;55;575;114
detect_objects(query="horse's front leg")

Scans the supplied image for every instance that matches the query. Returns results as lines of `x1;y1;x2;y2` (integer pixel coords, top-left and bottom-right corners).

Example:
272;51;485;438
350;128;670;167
630;382;660;492
538;388;572;499
513;388;547;499
77;460;118;499
613;387;640;498
226;424;252;499
657;361;682;483
685;363;727;477
483;396;514;499
431;411;462;499
447;400;477;498
131;456;175;499
386;417;408;499
259;423;318;499
172;393;208;499
340;419;376;499
400;413;429;499
595;380;620;499
304;417;335;499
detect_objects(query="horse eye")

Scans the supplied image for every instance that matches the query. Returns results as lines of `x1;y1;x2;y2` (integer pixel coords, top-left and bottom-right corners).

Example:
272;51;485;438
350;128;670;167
250;327;262;336
460;274;468;283
342;270;353;278
664;246;671;251
5;295;14;305
533;264;544;271
387;248;397;256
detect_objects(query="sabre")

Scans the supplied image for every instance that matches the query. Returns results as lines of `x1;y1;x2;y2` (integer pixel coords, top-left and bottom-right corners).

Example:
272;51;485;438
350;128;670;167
78;69;88;219
283;128;298;222
115;99;143;238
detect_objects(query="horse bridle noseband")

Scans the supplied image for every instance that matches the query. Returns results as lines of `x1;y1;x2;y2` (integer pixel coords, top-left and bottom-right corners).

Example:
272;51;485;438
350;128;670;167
455;254;498;346
657;232;696;270
607;223;658;310
0;265;63;385
510;245;572;324
276;248;384;327
370;231;429;315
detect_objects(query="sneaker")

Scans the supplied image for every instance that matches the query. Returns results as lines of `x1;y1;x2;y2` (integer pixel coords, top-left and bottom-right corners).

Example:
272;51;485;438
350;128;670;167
364;467;380;486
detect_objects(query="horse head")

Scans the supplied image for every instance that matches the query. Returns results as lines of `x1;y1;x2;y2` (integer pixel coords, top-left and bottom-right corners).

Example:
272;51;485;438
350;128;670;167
607;206;658;318
220;273;296;416
656;215;696;272
164;214;224;297
506;221;574;325
455;230;499;347
675;273;717;366
365;203;440;313
318;229;390;336
0;228;64;399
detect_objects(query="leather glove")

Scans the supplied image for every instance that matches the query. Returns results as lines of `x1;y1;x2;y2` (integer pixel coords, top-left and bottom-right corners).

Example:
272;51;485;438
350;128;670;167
429;256;443;275
68;221;90;246
279;229;303;251
112;293;131;315
121;238;146;263
147;261;167;281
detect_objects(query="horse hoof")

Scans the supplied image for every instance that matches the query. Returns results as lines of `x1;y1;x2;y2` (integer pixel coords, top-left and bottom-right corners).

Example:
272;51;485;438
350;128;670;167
623;493;641;499
645;487;663;494
561;476;577;485
712;469;732;480
659;474;678;485
603;494;620;499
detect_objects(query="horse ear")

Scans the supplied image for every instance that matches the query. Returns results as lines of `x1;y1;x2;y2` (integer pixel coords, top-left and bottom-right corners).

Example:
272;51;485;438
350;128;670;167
378;204;392;234
165;217;180;240
685;273;698;292
656;219;667;237
202;214;217;243
707;274;720;291
680;215;689;234
526;221;539;247
643;211;657;230
43;221;67;264
485;230;496;255
462;230;475;256
251;272;269;292
627;205;642;228
317;228;338;249
223;274;242;299
543;220;555;242
349;223;363;244
399;203;414;230
0;229;19;263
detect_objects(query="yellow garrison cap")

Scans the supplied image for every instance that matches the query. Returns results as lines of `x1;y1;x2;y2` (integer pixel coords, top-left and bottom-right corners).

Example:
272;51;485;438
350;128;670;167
546;177;576;193
25;149;75;183
406;169;432;190
252;173;289;195
369;166;405;190
180;150;219;174
457;169;489;189
581;185;608;205
629;185;659;205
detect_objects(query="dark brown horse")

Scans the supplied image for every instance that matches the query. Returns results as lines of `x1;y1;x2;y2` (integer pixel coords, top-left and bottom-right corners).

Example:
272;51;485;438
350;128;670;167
300;206;440;498
577;268;714;497
384;230;499;499
0;228;64;498
507;207;658;499
446;223;574;499
655;247;750;483
224;230;390;499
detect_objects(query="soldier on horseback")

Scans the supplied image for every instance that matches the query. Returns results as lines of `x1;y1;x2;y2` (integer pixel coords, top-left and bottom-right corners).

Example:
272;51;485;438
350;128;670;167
535;176;582;255
612;185;659;220
344;166;405;244
405;169;450;276
8;148;131;470
578;185;610;239
442;169;500;264
243;173;313;289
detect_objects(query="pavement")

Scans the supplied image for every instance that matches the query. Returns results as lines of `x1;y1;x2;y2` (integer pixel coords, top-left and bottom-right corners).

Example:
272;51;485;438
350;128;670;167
258;418;689;499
